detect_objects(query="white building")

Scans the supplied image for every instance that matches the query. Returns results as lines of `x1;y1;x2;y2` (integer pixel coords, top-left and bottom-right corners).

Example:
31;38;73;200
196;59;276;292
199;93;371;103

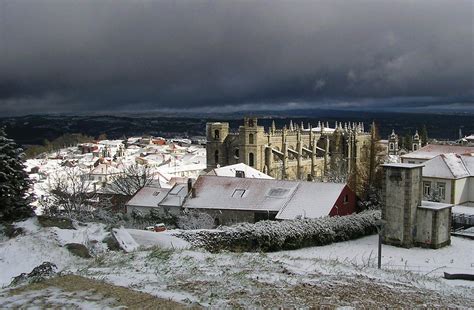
422;153;474;206
401;144;474;164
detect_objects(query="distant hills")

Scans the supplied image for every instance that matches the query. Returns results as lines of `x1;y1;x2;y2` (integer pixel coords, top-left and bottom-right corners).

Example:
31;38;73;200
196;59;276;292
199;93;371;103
1;110;472;146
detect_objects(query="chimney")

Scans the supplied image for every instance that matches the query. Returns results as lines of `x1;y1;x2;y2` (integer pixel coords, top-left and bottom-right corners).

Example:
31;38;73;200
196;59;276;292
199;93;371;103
187;178;193;193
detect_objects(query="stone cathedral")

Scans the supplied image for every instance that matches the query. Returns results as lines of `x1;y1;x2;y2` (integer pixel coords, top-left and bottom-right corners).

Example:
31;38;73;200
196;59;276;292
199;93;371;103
206;117;373;180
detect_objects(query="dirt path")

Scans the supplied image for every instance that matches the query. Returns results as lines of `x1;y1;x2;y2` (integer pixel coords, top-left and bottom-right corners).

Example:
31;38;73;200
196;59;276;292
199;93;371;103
2;275;197;309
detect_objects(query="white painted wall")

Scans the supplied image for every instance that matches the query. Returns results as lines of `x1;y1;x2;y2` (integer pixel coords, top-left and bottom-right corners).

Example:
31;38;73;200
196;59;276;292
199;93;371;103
422;177;452;204
454;177;470;204
468;177;474;202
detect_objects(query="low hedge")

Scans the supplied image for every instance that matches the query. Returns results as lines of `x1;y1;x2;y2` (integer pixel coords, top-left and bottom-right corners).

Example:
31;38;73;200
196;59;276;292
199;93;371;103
177;210;381;252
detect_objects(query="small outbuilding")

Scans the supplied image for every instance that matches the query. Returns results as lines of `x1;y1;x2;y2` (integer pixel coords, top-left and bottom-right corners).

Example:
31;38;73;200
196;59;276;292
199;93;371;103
381;163;453;249
415;201;452;248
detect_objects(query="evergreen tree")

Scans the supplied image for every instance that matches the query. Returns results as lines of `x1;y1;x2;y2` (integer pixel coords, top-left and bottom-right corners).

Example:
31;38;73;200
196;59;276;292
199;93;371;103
404;132;413;151
420;125;428;146
0;128;34;222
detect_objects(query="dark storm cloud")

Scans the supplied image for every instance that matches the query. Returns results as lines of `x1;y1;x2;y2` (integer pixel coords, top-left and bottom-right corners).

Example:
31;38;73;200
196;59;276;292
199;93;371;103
0;0;472;115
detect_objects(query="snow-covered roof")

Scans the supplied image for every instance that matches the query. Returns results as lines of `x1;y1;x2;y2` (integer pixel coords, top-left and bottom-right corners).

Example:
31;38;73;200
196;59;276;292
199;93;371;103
185;176;347;218
382;163;424;169
423;153;473;179
207;163;273;179
126;185;170;208
419;201;452;211
276;182;347;220
159;183;188;207
302;127;336;133
401;144;474;160
185;176;297;212
452;204;474;215
90;163;121;175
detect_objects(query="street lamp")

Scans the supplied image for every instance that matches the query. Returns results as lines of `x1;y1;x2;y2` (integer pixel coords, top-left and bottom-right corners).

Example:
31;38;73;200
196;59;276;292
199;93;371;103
375;219;386;269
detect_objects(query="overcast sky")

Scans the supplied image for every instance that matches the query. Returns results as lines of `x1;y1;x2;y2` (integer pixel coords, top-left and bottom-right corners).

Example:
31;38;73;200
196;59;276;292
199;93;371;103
0;0;472;115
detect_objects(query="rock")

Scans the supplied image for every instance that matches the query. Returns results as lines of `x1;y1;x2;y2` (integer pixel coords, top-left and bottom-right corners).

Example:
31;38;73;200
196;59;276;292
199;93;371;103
65;243;91;258
102;235;121;251
1;223;24;238
37;216;75;230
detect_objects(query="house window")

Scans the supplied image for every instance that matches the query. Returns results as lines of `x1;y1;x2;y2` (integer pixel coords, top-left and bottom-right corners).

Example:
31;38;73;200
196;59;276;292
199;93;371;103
232;189;246;198
153;191;160;196
214;129;220;139
235;170;245;178
343;195;349;204
249;152;255;167
423;181;431;196
437;182;446;200
267;188;291;198
249;134;254;144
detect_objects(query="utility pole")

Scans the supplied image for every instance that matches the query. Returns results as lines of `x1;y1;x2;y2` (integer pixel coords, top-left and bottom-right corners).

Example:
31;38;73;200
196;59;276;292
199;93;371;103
375;219;386;269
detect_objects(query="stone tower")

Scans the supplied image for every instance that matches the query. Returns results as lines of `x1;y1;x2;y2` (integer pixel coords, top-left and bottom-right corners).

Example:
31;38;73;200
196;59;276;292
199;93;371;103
381;163;424;248
206;122;230;169
388;130;399;155
238;117;265;170
412;130;421;152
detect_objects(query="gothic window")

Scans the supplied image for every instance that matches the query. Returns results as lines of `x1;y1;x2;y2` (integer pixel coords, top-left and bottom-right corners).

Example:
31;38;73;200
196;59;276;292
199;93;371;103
389;143;394;151
248;119;254;127
249;152;255;167
214;150;219;164
413;144;418;151
214;130;220;140
234;148;240;159
249;134;254;144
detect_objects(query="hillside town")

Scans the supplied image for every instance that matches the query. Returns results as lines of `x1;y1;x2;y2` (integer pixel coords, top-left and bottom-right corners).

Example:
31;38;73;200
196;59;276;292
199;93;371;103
1;117;473;307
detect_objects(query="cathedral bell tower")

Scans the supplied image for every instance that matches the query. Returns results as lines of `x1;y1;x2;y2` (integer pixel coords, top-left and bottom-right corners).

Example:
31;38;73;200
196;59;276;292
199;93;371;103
206;122;229;170
239;117;264;170
412;130;421;152
388;130;399;155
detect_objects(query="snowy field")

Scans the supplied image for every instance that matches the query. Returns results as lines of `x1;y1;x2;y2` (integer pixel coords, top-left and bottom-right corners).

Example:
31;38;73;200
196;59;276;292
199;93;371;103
1;218;473;307
274;234;474;277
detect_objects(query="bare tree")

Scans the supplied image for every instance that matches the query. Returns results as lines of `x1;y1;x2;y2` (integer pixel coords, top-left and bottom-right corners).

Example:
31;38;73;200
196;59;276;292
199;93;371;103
106;164;155;196
41;168;96;216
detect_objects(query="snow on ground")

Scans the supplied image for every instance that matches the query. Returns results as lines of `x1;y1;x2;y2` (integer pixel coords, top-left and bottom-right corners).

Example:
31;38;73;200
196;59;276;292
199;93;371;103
125;229;190;250
111;228;139;253
79;241;473;307
1;218;473;307
0;218;107;287
273;234;474;277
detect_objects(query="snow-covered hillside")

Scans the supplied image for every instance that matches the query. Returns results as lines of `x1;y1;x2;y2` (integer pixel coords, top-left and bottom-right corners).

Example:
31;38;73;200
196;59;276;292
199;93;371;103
1;218;473;307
